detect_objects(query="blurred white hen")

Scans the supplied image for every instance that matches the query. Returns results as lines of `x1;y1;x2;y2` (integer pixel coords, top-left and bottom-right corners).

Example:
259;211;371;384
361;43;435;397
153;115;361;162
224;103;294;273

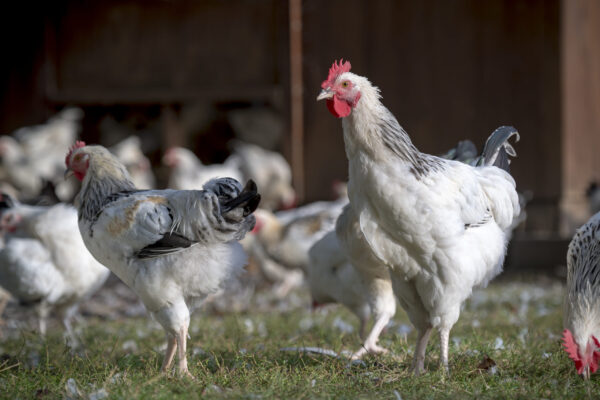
230;141;296;211
0;194;109;344
163;146;243;190
110;136;156;190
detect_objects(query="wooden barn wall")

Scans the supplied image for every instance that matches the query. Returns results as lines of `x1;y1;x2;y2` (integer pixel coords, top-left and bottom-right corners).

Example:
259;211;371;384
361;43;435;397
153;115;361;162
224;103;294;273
43;0;287;105
0;0;290;138
302;0;561;232
560;0;600;234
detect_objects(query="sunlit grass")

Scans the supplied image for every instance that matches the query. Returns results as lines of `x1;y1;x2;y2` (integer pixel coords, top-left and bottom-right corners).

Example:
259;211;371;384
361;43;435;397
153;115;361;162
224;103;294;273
1;277;598;399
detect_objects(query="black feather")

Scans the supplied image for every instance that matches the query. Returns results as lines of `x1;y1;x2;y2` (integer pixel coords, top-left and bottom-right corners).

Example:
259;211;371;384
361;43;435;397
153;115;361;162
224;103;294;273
136;232;196;259
221;180;261;216
0;192;15;210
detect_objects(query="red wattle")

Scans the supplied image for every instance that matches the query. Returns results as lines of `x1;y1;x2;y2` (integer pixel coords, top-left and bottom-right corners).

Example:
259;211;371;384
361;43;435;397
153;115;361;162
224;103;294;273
74;171;85;181
326;96;352;118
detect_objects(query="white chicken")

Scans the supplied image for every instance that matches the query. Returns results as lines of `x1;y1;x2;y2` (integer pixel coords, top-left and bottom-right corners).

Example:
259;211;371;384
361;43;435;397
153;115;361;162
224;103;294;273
162;146;243;190
308;217;395;348
0;194;109;344
230;141;296;211
563;211;600;380
244;196;347;296
0;136;43;197
109;136;156;190
0;108;83;201
65;142;259;377
308;127;521;360
317;60;520;374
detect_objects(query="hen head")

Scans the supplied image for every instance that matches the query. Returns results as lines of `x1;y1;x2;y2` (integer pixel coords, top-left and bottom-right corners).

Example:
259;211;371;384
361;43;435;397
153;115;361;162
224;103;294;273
0;192;20;233
562;328;600;380
317;59;362;118
64;141;89;181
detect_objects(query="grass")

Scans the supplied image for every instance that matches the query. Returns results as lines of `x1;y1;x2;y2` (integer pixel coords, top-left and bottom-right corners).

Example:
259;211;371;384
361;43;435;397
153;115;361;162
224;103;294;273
1;277;599;399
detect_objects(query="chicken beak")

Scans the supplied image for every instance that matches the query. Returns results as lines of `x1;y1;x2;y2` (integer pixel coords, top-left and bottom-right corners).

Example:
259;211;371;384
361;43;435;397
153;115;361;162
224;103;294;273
64;167;74;180
317;88;334;101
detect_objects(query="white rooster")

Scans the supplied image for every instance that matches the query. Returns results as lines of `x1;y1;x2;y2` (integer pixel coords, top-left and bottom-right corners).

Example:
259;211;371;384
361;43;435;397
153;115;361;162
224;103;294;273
563;211;600;380
65;142;259;377
317;60;520;374
0;194;109;344
308;127;521;360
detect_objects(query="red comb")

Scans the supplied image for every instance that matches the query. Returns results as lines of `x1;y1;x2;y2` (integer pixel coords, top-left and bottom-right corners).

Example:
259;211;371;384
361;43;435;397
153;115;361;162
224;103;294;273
592;336;600;373
321;59;352;89
563;329;584;373
65;141;86;166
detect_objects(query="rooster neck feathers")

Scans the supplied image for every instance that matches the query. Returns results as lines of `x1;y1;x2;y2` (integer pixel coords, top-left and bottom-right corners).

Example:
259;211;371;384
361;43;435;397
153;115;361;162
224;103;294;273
340;73;444;179
74;146;136;221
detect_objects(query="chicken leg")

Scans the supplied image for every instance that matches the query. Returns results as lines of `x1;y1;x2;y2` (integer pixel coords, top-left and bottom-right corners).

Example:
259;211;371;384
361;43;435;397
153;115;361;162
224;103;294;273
412;326;432;376
161;335;177;372
351;275;396;359
439;326;450;373
176;325;193;379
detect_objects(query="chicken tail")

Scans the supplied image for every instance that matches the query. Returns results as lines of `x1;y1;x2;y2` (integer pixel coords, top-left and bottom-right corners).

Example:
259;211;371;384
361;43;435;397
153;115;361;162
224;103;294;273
221;180;261;217
0;192;16;210
475;126;520;172
206;178;260;241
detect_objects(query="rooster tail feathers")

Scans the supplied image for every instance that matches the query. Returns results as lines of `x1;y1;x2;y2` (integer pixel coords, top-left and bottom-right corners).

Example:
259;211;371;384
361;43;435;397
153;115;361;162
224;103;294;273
221;180;261;216
476;126;519;172
0;192;16;210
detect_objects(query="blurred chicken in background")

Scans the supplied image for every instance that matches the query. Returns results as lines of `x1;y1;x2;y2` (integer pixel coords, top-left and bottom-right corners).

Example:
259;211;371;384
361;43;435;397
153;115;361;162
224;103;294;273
0;108;83;202
230;141;296;211
110;136;156;190
0;193;109;346
162;146;243;190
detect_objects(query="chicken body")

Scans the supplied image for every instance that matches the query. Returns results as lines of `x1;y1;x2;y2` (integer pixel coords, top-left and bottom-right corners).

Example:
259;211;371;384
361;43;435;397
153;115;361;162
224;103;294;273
318;61;520;373
66;144;258;377
0;200;109;342
245;198;346;296
0;108;83;201
110;136;156;190
309;208;395;357
231;141;296;210
163;147;243;190
563;211;600;379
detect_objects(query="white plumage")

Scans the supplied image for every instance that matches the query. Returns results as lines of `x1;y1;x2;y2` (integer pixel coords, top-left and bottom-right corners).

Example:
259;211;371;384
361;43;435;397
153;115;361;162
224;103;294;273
0;199;109;343
66;144;259;377
0;108;83;201
230;141;296;211
318;61;520;373
109;136;156;190
563;211;600;379
163;146;243;190
308;223;395;351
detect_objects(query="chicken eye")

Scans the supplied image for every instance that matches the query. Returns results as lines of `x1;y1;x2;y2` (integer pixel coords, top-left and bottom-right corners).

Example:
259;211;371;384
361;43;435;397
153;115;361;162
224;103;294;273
74;154;82;162
341;81;350;88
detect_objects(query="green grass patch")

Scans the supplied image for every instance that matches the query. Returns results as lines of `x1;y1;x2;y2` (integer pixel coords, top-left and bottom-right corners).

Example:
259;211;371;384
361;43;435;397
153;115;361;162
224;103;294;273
1;278;599;399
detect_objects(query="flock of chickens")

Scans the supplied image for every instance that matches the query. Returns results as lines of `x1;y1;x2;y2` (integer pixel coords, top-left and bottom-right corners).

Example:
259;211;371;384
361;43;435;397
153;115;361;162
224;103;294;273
0;60;598;381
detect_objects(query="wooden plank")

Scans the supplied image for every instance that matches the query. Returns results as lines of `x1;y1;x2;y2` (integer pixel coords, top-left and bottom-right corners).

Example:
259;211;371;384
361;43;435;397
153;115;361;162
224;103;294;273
560;0;600;234
289;0;304;201
45;87;283;105
505;235;569;272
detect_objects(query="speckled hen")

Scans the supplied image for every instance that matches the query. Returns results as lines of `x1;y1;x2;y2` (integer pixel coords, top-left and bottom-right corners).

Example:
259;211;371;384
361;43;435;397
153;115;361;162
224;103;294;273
65;142;259;378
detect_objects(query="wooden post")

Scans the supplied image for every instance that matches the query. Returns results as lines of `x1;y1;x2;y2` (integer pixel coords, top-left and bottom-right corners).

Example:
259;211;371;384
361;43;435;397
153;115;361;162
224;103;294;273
560;0;600;234
289;0;304;201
